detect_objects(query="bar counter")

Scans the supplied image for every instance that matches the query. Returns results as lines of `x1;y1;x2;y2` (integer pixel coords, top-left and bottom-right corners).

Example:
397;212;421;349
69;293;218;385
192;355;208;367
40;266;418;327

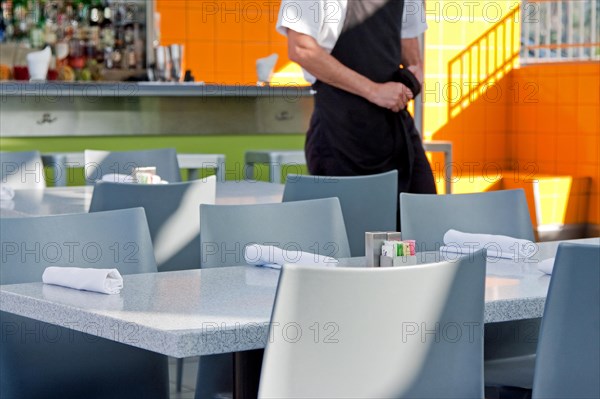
0;82;314;137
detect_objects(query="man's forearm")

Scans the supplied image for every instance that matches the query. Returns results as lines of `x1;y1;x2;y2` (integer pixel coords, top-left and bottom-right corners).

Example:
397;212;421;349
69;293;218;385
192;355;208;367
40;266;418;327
287;29;412;112
401;37;422;67
401;37;423;84
287;30;376;100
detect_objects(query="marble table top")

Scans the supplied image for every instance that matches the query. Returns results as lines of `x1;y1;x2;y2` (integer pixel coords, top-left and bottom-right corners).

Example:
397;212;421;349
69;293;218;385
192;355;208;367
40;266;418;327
0;181;284;217
2;238;597;358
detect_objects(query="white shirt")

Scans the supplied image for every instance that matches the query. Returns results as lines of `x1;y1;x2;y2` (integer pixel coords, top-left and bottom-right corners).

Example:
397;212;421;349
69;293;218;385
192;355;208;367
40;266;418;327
276;0;428;83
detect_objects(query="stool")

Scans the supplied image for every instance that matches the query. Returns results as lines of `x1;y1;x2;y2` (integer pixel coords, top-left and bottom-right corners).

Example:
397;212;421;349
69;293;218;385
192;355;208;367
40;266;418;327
244;150;306;183
423;141;453;194
244;142;453;193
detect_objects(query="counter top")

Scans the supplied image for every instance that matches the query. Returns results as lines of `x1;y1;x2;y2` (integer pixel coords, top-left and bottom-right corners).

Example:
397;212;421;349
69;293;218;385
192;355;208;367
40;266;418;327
0;81;314;97
1;81;314;136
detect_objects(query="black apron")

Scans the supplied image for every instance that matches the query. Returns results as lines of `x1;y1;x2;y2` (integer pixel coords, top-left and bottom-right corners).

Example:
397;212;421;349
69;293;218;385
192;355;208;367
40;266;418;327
306;0;430;193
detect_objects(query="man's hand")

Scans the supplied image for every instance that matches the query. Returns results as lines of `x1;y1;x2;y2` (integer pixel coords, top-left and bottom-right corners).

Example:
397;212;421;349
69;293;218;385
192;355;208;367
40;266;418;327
367;82;414;113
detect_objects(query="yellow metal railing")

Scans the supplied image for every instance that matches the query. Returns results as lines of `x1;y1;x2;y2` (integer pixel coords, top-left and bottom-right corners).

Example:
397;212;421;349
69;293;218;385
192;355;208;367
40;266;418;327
447;6;521;119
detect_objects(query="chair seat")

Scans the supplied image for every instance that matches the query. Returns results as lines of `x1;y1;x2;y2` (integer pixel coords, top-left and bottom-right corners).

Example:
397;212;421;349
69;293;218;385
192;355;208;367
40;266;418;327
485;355;536;389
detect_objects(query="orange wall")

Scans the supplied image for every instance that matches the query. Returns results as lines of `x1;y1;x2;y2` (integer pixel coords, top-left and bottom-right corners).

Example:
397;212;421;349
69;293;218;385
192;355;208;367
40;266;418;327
157;1;599;227
157;0;289;84
510;62;600;225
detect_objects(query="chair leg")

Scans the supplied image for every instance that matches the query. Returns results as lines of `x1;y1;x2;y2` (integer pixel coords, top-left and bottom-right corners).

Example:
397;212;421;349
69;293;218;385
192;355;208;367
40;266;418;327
176;358;184;392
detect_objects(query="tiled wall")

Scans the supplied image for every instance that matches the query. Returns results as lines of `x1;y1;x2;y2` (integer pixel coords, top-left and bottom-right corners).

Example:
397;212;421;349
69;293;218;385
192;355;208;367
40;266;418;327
423;0;519;193
157;0;289;84
510;62;600;226
156;0;599;228
423;0;520;141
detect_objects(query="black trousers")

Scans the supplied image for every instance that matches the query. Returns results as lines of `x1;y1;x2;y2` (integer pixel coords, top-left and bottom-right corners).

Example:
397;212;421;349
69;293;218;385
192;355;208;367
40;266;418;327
306;118;437;195
404;129;437;195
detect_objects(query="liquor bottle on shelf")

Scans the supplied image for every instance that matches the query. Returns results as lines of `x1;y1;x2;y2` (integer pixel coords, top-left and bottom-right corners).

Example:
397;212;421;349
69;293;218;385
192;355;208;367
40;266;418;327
1;0;148;80
126;44;135;69
29;0;44;48
88;0;101;27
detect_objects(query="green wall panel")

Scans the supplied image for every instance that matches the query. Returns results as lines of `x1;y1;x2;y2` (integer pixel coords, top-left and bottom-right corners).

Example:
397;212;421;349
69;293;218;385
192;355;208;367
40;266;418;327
0;135;307;184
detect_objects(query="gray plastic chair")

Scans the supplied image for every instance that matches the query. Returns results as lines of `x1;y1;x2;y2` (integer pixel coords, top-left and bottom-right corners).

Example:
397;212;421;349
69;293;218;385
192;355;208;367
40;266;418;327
259;250;487;398
89;176;216;272
200;197;351;268
84;148;181;184
531;243;600;399
196;198;351;398
400;189;534;252
283;170;398;256
0;208;169;399
0;150;46;188
400;188;537;391
89;178;217;393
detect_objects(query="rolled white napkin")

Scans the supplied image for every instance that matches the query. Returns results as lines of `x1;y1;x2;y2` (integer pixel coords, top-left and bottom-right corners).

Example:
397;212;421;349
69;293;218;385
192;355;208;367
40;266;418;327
441;229;537;260
537;258;555;275
244;244;338;270
0;184;15;200
42;267;124;294
0;199;15;210
100;173;167;184
101;173;135;183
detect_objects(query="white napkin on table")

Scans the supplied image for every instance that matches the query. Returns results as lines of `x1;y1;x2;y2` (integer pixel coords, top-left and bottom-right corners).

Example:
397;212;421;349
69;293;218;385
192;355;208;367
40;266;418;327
101;173;135;183
440;229;537;260
100;173;167;184
244;244;338;270
537;258;555;275
0;199;15;210
42;267;124;294
0;184;15;200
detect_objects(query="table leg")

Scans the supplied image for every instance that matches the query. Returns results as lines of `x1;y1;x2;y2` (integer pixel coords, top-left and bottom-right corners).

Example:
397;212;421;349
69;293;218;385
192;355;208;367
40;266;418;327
216;157;226;182
268;157;281;184
176;358;184;392
233;349;264;399
42;154;68;187
188;168;199;181
445;148;453;194
245;163;255;181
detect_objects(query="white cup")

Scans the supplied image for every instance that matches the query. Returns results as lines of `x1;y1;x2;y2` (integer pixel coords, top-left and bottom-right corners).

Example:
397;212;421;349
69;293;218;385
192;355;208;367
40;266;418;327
256;53;279;85
27;46;52;82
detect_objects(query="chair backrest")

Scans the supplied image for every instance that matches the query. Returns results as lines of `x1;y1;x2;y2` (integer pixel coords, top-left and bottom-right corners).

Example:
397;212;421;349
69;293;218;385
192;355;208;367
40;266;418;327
400;189;535;251
532;243;600;399
0;150;46;189
84;148;181;184
259;250;487;399
0;207;157;284
89;176;217;271
0;207;168;399
283;171;398;257
200;198;351;268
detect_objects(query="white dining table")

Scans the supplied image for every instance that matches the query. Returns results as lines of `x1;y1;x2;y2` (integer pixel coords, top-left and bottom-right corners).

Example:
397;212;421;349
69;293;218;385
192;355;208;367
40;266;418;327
1;237;598;398
0;181;284;218
1;237;598;359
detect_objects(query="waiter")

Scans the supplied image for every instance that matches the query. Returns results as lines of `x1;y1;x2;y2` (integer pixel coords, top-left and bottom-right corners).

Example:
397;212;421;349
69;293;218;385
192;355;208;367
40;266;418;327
276;0;436;194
